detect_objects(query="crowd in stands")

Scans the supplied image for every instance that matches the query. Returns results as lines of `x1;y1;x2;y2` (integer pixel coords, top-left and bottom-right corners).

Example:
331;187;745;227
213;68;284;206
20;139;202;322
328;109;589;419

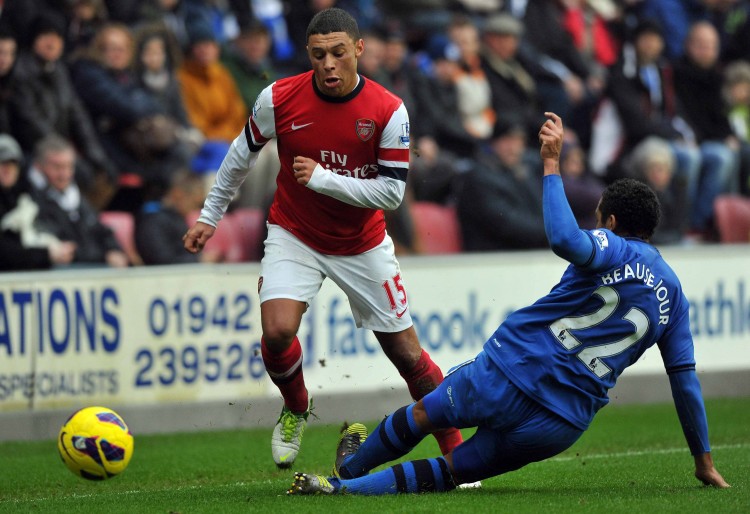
1;0;750;272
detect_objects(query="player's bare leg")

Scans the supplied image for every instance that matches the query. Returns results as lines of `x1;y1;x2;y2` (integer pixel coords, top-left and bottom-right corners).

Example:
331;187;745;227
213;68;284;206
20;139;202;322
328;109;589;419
375;327;464;456
261;299;312;468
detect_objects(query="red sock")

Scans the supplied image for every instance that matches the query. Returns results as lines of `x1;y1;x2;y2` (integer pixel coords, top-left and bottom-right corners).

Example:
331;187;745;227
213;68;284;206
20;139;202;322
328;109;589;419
400;350;464;455
261;336;308;413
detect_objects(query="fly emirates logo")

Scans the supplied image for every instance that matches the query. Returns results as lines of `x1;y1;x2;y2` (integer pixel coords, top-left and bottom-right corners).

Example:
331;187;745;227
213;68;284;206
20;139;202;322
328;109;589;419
600;263;672;325
320;150;378;179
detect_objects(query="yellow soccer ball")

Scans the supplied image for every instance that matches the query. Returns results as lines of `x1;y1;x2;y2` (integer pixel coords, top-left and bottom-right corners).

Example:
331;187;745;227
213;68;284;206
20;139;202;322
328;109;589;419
57;406;134;480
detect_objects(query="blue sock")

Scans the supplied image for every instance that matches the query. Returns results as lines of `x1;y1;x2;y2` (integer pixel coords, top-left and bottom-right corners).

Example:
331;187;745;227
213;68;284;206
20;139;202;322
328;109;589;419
339;404;425;479
338;457;456;495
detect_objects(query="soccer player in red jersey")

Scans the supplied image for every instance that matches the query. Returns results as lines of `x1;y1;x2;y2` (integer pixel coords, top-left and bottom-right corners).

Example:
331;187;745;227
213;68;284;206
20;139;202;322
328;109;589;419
183;7;463;468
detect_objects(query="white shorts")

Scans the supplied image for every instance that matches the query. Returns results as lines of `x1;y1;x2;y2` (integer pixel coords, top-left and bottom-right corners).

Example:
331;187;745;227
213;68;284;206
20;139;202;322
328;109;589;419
259;224;413;332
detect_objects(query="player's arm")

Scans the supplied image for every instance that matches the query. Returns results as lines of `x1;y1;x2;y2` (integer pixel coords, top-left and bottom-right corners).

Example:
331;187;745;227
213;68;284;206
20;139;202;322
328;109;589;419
198;85;276;226
197;127;264;226
184;130;263;252
184;87;274;253
299;104;409;210
668;369;729;488
539;113;595;266
659;307;730;488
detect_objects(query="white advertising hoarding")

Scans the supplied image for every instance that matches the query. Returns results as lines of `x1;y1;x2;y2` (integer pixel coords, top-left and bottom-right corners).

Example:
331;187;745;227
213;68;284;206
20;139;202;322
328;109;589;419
0;245;748;413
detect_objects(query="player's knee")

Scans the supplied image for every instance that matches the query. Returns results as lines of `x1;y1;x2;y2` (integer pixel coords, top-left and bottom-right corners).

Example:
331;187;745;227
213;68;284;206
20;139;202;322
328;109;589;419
261;324;298;351
412;400;437;434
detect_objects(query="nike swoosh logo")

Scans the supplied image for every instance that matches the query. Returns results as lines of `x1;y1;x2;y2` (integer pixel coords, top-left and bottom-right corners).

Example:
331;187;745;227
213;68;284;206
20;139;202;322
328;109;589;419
291;122;313;130
396;306;408;318
278;453;293;462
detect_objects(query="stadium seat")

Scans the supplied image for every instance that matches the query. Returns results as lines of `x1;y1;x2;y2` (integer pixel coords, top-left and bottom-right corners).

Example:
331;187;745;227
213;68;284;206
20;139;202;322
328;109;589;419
99;210;142;265
228;207;266;261
714;194;750;243
185;210;244;262
410;202;463;254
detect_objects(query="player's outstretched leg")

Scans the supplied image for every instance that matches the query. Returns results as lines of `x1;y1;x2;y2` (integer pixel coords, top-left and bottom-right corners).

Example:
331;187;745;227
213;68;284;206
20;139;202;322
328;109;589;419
333;422;368;478
288;457;457;496
400;350;463;455
337;404;425;479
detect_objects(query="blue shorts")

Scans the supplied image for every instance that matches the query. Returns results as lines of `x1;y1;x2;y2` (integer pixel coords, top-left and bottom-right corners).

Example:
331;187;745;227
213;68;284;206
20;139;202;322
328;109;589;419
422;351;583;483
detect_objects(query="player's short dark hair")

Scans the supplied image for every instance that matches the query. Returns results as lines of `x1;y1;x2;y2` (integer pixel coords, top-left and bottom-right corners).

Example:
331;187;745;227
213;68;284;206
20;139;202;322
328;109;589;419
306;8;360;43
599;178;661;240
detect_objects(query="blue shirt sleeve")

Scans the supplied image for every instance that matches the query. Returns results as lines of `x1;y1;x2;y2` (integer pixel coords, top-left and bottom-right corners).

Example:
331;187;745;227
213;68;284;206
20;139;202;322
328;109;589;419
543;174;595;266
668;369;711;455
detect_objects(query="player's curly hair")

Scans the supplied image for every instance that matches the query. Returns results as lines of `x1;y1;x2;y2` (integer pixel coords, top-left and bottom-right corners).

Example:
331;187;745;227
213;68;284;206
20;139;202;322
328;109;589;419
599;178;661;240
306;8;360;42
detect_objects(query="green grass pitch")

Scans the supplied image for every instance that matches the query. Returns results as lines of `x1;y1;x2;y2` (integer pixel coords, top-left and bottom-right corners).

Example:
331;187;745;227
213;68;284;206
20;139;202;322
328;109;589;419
1;397;748;513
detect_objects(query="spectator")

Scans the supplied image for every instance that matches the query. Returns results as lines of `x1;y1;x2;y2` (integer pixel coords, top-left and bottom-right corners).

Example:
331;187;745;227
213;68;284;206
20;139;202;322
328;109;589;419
559;0;621;146
0;134;76;271
11;11;117;209
70;22;191;195
220;20;277;114
134;25;203;154
65;0;110;59
381;28;416;110
358;28;390;85
0;26;18;135
560;0;620;71
523;0;603;136
27;134;128;268
135;170;208;265
626;137;689;245
479;13;560;141
457;121;548;251
177;20;248;173
674;21;739;234
723;60;750;196
409;34;479;158
447;15;496;141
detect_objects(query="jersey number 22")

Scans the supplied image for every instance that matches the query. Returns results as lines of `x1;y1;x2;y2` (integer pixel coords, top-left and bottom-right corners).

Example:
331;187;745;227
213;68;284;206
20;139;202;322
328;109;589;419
549;286;649;378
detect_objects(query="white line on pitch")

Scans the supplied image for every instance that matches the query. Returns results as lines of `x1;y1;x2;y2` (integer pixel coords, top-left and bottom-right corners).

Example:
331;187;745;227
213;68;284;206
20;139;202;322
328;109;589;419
549;442;748;462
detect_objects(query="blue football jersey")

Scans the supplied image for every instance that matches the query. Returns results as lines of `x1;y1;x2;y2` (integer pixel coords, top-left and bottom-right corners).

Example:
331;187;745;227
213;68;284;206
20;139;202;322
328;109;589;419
484;229;695;430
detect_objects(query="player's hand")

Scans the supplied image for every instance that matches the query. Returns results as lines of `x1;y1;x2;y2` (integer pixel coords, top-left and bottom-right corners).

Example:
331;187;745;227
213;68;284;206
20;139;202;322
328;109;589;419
694;452;730;488
292;156;317;185
183;221;216;254
539;112;564;162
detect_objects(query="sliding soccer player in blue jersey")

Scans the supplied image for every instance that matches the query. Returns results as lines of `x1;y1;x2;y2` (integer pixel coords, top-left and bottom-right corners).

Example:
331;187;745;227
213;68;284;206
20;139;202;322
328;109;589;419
287;112;730;496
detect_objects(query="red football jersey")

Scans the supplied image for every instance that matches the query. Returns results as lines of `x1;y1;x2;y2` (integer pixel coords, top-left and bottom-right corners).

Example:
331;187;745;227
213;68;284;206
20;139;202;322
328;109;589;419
248;71;410;255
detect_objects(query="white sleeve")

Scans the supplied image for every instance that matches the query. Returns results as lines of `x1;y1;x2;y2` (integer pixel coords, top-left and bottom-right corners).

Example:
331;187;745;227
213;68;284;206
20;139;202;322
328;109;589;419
305;166;406;210
197;133;260;227
197;85;276;227
305;103;410;210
